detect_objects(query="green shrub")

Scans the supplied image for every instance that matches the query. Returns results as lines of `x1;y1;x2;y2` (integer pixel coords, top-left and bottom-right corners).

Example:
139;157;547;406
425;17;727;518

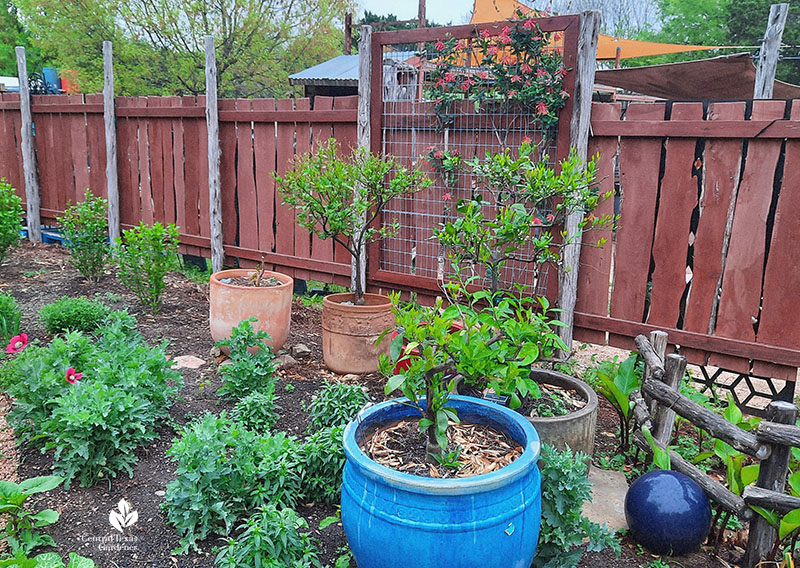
213;505;321;568
0;290;21;343
0;475;63;556
0;552;95;567
0;178;22;263
232;389;280;433
307;382;369;432
533;444;620;568
1;315;181;487
298;426;345;504
115;221;179;312
59;190;110;282
216;318;278;400
38;296;112;334
162;413;303;554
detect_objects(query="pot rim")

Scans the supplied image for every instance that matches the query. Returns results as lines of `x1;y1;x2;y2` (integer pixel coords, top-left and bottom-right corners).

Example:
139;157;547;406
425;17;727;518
322;291;393;307
343;395;540;494
210;269;293;290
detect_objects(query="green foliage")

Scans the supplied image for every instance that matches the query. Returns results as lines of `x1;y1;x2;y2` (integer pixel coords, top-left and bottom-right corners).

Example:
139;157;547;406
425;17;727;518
162;413;303;554
0;552;95;568
215;318;279;400
0;290;21;344
38;297;112;334
115;222;179;312
0;178;23;263
232;389;280;433
213;505;321;568
298;426;346;504
58;190;110;282
533;444;620;568
307;382;369;432
1;314;181;487
0;476;63;556
584;353;642;451
276;139;431;298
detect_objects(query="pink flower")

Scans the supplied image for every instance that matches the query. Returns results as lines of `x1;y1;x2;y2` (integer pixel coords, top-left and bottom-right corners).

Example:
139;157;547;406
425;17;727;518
535;68;547;78
520;62;533;74
532;217;543;226
443;193;452;201
561;90;570;98
479;29;491;39
6;333;27;354
511;74;523;83
435;40;446;51
434;150;443;159
523;19;535;30
522;136;532;144
456;40;467;50
507;90;518;97
501;26;511;36
461;78;475;91
479;71;489;80
536;101;549;115
487;45;499;56
546;214;555;223
426;145;435;151
452;149;460;156
435;78;446;88
444;72;455;83
65;367;83;385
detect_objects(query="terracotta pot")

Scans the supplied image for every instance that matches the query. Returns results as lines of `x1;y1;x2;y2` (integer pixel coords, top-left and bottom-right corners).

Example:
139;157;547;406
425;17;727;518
322;292;395;374
209;269;293;351
527;368;598;458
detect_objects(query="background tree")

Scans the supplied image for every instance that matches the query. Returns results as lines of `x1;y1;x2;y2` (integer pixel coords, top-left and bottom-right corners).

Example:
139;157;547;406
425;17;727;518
0;2;45;77
12;0;355;97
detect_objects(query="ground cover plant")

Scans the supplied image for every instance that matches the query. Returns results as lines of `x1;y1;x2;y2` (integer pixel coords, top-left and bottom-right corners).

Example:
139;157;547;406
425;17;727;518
38;296;112;334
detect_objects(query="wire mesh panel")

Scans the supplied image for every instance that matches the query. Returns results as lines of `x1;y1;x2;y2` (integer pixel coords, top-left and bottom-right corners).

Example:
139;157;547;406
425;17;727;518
368;15;581;299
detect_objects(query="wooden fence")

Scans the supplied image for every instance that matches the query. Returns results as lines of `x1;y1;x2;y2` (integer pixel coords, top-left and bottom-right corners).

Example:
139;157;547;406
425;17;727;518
577;99;800;382
0;92;358;284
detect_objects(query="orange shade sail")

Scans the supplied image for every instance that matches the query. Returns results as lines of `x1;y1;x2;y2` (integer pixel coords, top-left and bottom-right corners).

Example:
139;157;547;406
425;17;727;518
471;0;727;60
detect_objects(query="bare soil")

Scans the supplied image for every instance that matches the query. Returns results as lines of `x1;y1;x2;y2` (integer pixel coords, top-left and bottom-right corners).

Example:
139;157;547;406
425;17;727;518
0;241;740;568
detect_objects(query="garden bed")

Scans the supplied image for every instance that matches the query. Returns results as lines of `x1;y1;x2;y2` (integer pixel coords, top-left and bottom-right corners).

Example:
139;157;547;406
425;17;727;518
1;242;737;568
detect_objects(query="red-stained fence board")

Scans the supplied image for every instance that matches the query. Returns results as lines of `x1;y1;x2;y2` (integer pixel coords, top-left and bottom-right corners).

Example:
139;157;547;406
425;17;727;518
646;103;704;328
115;98;138;227
148;98;167;225
235;99;259;254
252;98;277;256
68;96;90;202
332;96;359;267
274;98;297;274
196;96;211;242
309;97;335;265
84;94;106;200
608;103;666;344
574;102;620;345
137;98;154;225
293;98;312;281
218;98;238;249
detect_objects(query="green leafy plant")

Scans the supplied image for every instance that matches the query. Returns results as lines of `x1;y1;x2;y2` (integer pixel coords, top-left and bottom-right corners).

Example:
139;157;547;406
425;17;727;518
231;389;280;433
213;505;321;568
58;190;110;282
533;444;620;568
276;138;431;302
215;318;278;400
0;178;22;263
0;552;95;568
306;382;369;432
585;353;642;451
38;296;112;334
0;476;63;556
0;290;21;344
298;426;346;504
114;221;179;312
162;413;303;554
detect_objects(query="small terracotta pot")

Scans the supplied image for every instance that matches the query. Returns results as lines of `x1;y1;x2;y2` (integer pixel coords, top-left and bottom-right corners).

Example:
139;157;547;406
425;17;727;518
322;292;394;374
209;269;293;351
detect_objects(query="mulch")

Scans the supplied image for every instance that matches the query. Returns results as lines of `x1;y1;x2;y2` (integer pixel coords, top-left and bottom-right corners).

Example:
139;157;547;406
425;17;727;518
0;241;739;567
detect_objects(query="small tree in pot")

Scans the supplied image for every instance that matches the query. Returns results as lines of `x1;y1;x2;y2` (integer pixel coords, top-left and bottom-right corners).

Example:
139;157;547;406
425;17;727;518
276;138;431;304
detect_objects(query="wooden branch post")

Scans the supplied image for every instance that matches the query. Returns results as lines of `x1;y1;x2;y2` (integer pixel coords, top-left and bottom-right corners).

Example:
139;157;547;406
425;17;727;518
354;25;372;294
558;10;600;354
645;330;668;412
743;401;798;567
205;35;224;272
653;354;686;446
15;46;41;242
753;3;789;99
103;41;120;245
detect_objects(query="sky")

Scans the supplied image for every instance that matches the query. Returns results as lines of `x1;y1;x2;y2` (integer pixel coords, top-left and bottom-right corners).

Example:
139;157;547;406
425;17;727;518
358;0;476;27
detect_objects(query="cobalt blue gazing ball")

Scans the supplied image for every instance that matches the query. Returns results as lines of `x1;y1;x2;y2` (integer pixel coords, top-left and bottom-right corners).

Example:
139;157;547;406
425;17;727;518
625;470;712;555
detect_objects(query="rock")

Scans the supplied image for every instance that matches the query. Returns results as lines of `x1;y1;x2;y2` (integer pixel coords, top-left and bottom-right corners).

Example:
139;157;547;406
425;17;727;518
209;346;221;358
173;355;206;369
582;465;629;533
291;343;312;357
276;348;289;356
277;354;298;369
341;374;360;382
154;490;166;497
219;359;233;368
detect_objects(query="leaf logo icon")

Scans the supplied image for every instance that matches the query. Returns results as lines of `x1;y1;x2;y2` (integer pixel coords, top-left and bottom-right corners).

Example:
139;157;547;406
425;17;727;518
109;499;138;533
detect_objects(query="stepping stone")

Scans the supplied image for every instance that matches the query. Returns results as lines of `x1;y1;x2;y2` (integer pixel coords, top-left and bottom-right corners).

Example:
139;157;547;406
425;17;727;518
173;355;206;369
583;465;629;532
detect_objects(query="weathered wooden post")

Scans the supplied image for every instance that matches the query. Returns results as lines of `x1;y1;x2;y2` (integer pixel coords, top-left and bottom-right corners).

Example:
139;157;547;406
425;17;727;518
644;330;669;413
205;35;224;272
103;41;120;244
354;25;372;295
753;3;789;99
653;353;687;445
15;46;41;242
558;10;600;355
743;401;798;567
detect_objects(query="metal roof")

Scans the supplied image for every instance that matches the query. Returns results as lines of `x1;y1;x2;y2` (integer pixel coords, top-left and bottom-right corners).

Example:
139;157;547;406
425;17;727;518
289;55;359;87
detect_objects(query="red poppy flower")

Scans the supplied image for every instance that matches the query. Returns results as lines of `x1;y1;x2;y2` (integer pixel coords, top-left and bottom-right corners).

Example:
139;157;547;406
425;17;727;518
6;333;27;354
65;367;83;385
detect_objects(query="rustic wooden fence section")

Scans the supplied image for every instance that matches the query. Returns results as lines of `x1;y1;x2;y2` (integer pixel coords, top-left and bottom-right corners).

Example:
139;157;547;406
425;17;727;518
577;99;800;382
633;331;800;567
0;93;357;283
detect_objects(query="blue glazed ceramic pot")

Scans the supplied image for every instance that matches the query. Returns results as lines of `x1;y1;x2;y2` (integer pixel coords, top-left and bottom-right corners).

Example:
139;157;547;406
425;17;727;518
341;395;542;568
625;469;712;555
